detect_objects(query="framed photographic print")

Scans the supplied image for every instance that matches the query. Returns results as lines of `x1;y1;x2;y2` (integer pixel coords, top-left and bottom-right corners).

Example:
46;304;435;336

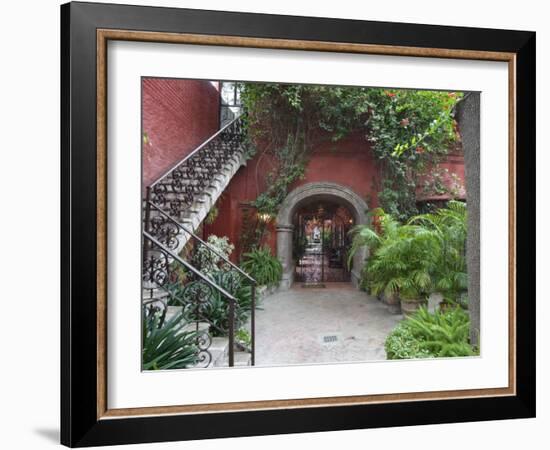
60;1;536;447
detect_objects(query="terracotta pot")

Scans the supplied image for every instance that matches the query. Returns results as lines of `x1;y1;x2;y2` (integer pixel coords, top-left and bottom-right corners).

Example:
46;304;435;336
383;293;401;315
401;298;425;318
438;301;455;313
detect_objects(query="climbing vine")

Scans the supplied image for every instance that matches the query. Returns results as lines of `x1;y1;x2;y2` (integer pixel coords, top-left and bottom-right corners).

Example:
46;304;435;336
365;89;462;220
240;82;462;223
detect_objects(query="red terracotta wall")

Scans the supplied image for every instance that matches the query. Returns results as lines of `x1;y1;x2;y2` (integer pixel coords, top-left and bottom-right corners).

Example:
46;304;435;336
206;130;467;261
297;133;380;205
142;78;220;187
416;151;467;201
204;132;381;259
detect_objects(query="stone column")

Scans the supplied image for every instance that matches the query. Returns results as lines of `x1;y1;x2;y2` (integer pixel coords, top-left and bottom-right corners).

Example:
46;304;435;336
351;246;367;288
457;93;481;348
276;224;294;290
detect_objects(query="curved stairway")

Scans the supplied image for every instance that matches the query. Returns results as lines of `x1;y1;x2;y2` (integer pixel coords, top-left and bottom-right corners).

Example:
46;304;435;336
142;115;256;369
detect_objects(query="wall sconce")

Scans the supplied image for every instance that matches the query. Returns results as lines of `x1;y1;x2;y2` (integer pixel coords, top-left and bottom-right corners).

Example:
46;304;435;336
258;212;272;223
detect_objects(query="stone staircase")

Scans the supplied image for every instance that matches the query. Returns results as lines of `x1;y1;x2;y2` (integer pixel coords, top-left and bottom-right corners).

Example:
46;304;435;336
210;337;252;368
142;115;255;369
146;115;248;253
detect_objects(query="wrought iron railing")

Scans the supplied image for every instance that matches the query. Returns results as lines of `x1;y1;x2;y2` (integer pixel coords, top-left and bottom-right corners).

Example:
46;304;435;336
142;113;256;368
143;202;257;365
147;115;247;220
143;232;239;367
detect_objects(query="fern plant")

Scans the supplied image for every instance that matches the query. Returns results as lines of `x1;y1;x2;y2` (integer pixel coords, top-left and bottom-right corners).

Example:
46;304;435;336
142;307;199;370
406;306;474;356
385;306;476;360
241;246;282;287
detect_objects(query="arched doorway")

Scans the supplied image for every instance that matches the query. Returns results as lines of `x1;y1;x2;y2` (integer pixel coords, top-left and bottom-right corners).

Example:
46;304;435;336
276;182;369;289
293;202;354;284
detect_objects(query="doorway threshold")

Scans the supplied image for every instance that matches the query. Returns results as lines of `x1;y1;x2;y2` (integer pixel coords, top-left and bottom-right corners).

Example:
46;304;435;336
301;283;326;288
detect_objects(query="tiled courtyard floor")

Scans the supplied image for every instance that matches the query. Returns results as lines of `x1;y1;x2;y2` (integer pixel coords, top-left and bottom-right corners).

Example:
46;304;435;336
255;283;402;367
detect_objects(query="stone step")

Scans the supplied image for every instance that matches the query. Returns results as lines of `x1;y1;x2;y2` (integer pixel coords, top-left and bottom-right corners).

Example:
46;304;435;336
214;350;252;368
158;161;235;184
208;336;229;366
233;351;252;367
182;321;210;333
143;141;246;249
164;305;183;321
142;288;170;301
160;174;227;189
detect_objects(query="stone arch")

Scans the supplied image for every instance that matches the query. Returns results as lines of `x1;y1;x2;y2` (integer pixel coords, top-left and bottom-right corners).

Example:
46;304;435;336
276;182;369;289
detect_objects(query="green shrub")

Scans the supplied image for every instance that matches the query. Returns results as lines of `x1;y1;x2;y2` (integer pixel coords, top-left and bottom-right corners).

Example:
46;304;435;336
235;328;252;350
193;235;235;277
350;201;468;303
193;271;259;337
409;200;468;304
142;307;198;370
385;306;476;360
241;246;282;287
385;323;433;359
350;209;437;300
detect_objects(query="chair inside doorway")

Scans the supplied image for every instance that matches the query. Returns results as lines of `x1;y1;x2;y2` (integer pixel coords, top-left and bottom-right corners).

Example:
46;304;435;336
293;201;354;286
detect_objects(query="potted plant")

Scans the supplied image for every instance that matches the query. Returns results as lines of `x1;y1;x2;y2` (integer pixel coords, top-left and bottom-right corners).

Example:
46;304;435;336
241;246;283;289
382;292;402;314
358;212;435;316
410;201;468;314
399;288;429;318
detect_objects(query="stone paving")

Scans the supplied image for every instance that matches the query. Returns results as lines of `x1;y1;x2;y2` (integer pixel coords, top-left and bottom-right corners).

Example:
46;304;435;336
255;283;402;367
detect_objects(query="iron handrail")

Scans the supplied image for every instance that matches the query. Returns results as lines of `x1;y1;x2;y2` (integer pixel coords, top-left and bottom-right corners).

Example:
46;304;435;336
143;231;237;366
143;231;238;302
143;231;237;301
146;201;257;285
149;113;245;188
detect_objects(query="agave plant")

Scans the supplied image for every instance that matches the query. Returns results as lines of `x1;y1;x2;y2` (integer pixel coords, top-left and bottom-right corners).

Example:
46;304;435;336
142;307;199;370
183;270;259;337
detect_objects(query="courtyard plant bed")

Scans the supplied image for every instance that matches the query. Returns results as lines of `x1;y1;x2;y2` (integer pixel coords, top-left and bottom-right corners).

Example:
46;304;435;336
256;284;281;302
349;201;468;316
385;306;476;360
349;208;436;312
240;246;283;288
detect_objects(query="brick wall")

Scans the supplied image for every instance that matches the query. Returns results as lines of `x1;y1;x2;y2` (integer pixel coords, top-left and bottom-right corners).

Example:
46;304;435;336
142;78;220;187
204;131;381;259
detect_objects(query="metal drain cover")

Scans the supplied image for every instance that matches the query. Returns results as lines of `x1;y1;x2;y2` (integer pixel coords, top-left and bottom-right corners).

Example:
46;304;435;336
319;333;342;346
